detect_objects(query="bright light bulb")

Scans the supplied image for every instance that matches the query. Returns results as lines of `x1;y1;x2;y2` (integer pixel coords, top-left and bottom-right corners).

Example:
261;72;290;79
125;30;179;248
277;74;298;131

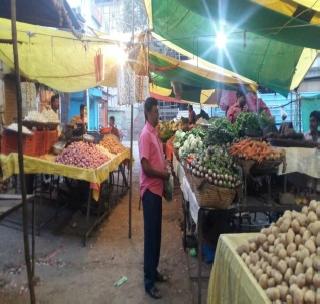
108;45;128;65
116;48;128;65
215;31;227;49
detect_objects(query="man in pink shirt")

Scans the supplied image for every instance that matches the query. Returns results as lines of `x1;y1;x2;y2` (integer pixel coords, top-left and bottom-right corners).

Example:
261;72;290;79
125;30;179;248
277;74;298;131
139;97;170;299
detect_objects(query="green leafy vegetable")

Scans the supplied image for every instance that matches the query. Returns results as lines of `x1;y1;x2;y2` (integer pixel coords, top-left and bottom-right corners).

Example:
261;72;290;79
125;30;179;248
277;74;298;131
204;118;237;145
234;112;262;137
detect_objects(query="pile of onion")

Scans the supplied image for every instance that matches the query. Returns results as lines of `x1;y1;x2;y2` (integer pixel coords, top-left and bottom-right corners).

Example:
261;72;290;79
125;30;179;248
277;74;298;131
56;142;109;169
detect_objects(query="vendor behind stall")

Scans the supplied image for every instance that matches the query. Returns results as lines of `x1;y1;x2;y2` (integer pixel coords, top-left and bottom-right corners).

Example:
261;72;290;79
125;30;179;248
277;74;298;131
304;110;320;143
196;109;210;121
227;90;248;123
109;116;120;139
70;104;87;136
188;104;196;125
50;94;60;113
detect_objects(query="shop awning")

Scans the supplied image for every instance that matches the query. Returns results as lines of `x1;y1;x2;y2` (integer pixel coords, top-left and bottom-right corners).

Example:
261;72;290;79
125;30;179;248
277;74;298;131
149;50;257;91
145;0;318;95
149;72;216;105
0;0;82;31
0;18;120;92
156;0;320;49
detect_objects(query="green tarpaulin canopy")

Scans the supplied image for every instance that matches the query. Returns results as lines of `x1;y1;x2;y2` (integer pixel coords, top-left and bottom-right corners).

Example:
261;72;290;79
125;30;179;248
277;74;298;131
174;0;320;49
145;0;317;96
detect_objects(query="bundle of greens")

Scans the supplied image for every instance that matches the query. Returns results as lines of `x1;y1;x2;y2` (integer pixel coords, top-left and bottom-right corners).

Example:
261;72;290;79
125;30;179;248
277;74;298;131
204;118;237;146
234;112;262;137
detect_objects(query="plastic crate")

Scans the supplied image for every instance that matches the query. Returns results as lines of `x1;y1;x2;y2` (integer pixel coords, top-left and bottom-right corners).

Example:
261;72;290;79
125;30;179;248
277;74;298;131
44;129;58;154
1;130;36;156
33;130;46;156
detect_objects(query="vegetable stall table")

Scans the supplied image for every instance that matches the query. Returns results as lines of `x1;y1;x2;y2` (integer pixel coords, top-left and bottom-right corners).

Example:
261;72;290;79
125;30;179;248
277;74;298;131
207;233;270;304
278;146;320;180
272;146;320;197
173;154;237;304
173;154;302;304
0;149;131;245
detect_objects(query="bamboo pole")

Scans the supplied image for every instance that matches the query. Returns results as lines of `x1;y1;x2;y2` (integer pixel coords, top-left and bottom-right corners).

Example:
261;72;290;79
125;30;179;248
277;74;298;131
10;0;36;302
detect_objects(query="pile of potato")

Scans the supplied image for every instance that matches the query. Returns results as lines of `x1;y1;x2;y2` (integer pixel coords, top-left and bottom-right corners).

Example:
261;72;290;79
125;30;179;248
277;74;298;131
100;135;126;155
237;201;320;303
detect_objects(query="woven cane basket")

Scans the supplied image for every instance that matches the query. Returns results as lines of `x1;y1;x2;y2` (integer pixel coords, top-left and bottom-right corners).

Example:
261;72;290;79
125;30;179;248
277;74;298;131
184;166;237;209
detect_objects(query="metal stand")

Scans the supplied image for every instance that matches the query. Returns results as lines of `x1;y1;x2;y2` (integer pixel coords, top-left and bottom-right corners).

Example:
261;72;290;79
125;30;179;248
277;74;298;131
82;162;129;246
197;208;203;304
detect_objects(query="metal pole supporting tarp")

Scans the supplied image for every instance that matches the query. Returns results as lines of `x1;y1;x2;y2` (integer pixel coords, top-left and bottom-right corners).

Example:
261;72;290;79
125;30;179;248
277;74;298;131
10;0;36;302
128;102;133;239
128;0;135;239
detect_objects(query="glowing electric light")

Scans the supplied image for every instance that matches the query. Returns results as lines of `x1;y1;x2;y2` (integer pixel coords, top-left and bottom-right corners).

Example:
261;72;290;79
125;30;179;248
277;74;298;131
215;31;227;49
108;45;128;65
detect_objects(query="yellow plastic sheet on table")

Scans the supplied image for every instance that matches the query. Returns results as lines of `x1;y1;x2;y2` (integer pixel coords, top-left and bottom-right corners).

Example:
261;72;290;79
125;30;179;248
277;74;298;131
207;233;270;304
0;148;131;201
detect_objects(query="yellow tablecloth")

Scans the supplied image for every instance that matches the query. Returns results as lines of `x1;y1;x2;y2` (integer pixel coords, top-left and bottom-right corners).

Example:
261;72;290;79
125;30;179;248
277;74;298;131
0;148;131;201
207;233;270;304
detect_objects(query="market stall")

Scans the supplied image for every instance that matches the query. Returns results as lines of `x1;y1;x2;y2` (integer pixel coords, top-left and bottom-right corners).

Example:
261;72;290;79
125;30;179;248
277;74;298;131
0;132;130;244
169;111;314;303
207;233;269;304
208;201;320;304
0;122;131;245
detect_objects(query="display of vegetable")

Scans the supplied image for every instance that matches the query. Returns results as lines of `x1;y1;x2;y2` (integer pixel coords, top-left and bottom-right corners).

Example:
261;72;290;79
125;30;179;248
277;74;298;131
96;144;116;160
234;112;262;137
237;200;320;303
174;130;187;149
24;109;59;123
175;127;206;159
230;139;284;162
56;142;109;168
24;111;47;123
158;120;183;142
42;109;60;123
100;134;126;155
186;145;241;189
178;133;203;159
259;111;276;131
204;118;237;146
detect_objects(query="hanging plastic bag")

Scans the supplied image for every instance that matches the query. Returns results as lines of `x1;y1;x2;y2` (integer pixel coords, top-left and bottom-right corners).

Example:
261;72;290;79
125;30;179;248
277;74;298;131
163;175;173;202
280;107;288;121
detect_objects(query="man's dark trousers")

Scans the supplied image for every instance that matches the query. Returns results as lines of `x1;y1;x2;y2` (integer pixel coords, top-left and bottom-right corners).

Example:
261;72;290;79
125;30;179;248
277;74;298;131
142;189;162;292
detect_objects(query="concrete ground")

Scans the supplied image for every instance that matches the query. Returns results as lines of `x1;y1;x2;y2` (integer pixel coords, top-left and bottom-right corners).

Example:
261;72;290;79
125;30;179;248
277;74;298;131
0;142;208;304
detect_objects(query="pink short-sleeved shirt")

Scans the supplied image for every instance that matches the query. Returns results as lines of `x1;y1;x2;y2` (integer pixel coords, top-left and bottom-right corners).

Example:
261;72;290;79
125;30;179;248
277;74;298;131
139;121;166;198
